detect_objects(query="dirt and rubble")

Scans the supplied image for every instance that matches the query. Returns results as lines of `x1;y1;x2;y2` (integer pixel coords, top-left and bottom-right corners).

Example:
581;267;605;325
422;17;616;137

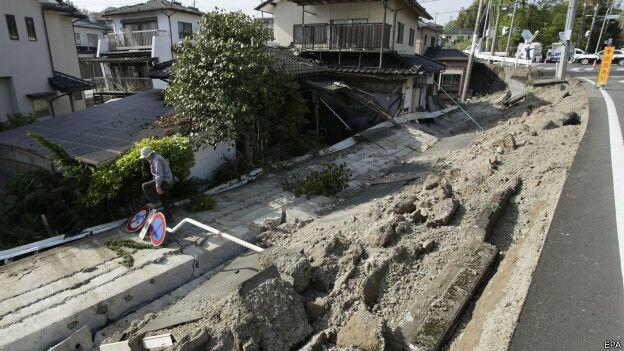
110;80;588;351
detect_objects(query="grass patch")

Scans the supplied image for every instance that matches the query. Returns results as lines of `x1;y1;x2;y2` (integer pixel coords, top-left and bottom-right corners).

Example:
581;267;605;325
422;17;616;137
105;239;160;268
284;162;350;197
185;193;216;212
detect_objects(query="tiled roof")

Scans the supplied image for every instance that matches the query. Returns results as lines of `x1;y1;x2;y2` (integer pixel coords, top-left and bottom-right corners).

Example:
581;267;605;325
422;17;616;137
424;47;468;60
267;46;330;77
401;53;446;72
0;90;170;166
48;71;93;93
41;1;86;18
149;47;330;80
102;0;203;17
149;60;174;80
73;18;111;31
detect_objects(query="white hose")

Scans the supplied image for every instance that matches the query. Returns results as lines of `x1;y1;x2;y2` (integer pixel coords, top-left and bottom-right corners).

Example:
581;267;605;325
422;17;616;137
166;218;264;252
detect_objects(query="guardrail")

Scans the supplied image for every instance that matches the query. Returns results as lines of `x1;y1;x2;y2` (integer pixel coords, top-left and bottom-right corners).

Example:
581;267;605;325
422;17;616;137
301;23;391;50
166;218;264;252
474;53;533;66
107;29;167;50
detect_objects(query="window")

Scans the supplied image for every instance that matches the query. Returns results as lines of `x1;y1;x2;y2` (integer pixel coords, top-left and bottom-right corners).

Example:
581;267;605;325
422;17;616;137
25;17;36;41
430;36;436;47
424;34;428;46
72;91;83;101
439;73;462;96
5;15;18;40
408;28;415;46
31;98;50;117
74;33;81;44
87;34;98;46
178;21;192;39
396;22;404;44
121;18;158;31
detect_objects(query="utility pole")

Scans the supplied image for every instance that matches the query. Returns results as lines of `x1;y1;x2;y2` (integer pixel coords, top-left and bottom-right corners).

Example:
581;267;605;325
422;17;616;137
576;0;587;48
585;4;598;52
482;0;491;51
461;0;485;102
490;0;502;54
505;0;518;56
556;0;579;80
595;0;612;53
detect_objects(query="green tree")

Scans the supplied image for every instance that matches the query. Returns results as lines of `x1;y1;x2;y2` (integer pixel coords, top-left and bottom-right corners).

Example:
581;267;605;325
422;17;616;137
164;11;308;166
445;0;621;53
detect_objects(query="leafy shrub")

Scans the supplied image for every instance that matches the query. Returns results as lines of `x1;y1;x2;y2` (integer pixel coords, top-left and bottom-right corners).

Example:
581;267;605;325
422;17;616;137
85;135;194;208
0;134;197;249
284;163;350;197
0;170;78;247
0;113;37;132
185;193;216;212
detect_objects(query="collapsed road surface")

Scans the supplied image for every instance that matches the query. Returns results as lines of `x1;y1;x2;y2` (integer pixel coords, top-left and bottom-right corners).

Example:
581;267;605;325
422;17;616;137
1;78;590;351
94;81;588;350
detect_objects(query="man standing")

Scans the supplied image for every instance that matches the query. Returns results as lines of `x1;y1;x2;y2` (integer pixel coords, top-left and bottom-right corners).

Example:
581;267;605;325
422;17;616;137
140;146;174;222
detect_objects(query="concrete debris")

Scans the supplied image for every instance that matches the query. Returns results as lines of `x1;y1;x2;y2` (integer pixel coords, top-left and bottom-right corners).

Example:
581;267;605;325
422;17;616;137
336;310;388;351
492;134;517;151
368;217;398;248
214;277;312;351
259;248;311;292
426;198;459;228
14;80;586;351
305;298;329;323
300;328;337;351
396;243;498;351
423;174;441;190
359;260;390;306
393;199;417;215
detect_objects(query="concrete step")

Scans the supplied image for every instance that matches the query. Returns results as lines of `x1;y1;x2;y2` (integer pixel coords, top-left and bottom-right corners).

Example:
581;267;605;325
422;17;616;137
0;228;255;351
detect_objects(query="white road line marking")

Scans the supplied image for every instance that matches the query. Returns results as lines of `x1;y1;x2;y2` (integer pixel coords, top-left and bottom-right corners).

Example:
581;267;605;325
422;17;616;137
581;77;624;292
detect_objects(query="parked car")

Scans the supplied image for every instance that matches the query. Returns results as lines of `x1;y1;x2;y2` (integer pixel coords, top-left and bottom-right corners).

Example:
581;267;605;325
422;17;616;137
572;48;586;62
575;51;600;65
576;49;624;65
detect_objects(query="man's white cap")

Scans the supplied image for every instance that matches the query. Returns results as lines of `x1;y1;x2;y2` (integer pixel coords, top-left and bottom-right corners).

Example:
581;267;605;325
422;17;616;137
139;146;155;159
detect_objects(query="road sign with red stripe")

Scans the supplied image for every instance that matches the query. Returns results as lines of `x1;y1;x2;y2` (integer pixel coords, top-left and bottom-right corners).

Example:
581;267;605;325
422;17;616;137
127;207;150;232
148;212;167;247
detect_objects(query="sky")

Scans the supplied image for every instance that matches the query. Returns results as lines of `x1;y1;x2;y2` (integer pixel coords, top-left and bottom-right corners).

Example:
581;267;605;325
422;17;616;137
69;0;474;25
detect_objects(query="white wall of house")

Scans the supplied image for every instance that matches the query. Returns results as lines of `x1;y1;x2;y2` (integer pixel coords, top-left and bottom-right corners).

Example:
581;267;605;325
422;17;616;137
190;141;236;180
44;10;86;114
414;25;441;55
0;0;85;121
74;26;107;50
270;0;424;56
0;0;54;121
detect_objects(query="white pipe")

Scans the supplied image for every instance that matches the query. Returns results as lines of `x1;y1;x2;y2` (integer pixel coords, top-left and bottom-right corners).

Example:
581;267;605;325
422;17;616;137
167;218;264;252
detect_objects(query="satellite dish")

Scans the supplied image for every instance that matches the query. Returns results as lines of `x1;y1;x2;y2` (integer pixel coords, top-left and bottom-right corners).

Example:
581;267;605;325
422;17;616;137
521;30;533;42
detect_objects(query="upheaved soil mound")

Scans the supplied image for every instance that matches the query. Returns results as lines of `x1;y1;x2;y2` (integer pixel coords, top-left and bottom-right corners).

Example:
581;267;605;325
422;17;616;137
123;80;588;351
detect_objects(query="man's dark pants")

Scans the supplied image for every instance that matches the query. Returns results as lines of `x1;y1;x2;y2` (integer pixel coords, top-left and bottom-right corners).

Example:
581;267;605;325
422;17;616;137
142;180;173;221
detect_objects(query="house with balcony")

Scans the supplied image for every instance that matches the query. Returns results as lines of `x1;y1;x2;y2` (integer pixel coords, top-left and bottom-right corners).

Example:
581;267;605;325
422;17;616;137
0;0;92;122
256;0;448;115
83;0;202;102
74;17;111;58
